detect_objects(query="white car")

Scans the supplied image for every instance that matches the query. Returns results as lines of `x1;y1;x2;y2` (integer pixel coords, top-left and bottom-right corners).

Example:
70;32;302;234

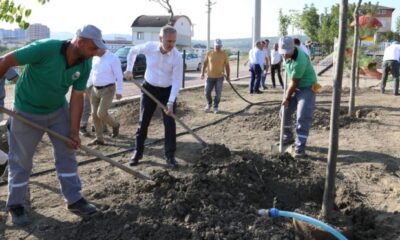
183;53;202;71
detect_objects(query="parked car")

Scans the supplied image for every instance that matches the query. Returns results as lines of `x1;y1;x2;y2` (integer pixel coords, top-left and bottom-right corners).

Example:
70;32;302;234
183;52;202;71
115;46;146;79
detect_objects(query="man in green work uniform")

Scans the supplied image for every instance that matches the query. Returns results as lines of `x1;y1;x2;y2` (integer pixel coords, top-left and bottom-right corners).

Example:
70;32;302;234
0;24;105;227
279;36;317;158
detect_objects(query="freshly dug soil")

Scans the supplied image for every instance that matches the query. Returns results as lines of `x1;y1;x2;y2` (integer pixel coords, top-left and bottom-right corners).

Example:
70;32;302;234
1;83;400;240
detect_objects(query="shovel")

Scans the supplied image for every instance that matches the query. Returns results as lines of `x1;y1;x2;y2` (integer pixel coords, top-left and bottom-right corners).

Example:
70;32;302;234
271;72;291;155
132;81;208;147
0;106;152;181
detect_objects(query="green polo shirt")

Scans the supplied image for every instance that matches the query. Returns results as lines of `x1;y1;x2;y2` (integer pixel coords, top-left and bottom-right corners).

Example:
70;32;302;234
13;39;92;114
284;47;317;88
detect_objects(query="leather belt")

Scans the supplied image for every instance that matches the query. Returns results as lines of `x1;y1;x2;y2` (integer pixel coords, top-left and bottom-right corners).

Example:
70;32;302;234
94;83;115;90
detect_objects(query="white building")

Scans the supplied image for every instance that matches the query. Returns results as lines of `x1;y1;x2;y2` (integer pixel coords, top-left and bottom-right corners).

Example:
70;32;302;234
26;23;50;42
130;15;193;49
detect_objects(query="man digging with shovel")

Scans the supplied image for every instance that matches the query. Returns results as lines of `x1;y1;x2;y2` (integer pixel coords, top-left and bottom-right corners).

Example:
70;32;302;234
0;24;104;227
124;25;183;168
279;36;318;158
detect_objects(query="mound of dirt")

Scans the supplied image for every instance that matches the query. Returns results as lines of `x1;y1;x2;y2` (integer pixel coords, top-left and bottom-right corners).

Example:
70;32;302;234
45;150;325;240
2;84;400;240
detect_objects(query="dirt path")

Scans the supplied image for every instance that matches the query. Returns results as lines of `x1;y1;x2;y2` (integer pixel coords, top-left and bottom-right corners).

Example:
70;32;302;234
1;76;400;239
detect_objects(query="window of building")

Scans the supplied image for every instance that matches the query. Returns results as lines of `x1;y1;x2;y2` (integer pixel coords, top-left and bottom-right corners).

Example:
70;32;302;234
379;9;387;15
137;32;144;40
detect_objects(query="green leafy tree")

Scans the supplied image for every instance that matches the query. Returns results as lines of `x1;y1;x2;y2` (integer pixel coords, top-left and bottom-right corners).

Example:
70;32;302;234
0;0;49;29
359;1;378;15
288;9;302;35
318;6;339;54
396;15;400;34
300;4;320;42
278;8;291;37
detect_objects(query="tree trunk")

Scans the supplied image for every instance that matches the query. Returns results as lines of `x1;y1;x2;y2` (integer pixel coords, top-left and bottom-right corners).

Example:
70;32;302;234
321;0;348;220
349;0;362;117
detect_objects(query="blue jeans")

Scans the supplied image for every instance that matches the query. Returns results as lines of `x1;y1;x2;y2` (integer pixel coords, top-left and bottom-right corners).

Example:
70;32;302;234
283;87;316;152
249;64;262;93
204;77;224;108
261;64;269;87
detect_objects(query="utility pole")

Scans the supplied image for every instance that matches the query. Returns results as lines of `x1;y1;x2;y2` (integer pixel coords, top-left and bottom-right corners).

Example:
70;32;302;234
206;0;216;51
252;0;261;47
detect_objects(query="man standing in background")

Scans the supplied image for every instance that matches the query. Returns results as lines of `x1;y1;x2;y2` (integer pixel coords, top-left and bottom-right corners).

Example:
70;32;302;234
381;41;400;95
270;43;284;89
88;48;123;145
246;41;264;94
201;39;230;114
260;39;271;90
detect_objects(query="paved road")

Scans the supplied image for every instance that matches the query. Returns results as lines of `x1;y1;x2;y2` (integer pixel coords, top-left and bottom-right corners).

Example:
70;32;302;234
3;62;251;109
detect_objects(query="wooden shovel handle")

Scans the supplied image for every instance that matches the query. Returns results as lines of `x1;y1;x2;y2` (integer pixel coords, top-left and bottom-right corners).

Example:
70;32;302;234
0;106;152;181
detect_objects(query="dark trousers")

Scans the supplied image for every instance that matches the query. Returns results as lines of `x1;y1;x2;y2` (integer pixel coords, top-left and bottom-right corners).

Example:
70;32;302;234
271;63;284;88
135;82;176;158
381;60;399;95
249;64;262;93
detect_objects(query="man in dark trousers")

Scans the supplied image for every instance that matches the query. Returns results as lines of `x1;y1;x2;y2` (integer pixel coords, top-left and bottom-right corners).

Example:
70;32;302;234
124;25;183;168
381;41;400;95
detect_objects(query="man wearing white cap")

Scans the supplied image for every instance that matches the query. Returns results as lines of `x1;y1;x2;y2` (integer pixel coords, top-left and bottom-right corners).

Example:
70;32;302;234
279;36;318;158
200;39;230;114
0;24;105;226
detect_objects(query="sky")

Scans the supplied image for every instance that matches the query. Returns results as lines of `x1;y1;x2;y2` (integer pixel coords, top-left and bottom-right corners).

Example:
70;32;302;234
0;0;398;40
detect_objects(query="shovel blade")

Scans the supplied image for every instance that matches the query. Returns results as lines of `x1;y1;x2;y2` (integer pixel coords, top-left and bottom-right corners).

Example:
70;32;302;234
271;142;292;155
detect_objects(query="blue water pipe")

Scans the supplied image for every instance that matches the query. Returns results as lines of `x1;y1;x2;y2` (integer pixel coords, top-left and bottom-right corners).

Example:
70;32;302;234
257;208;347;240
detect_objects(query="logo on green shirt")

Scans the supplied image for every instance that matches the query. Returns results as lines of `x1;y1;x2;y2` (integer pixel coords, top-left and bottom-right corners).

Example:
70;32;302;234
72;71;81;81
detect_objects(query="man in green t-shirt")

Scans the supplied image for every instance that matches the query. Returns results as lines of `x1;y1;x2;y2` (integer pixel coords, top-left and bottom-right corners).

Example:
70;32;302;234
200;39;230;114
0;24;105;227
279;36;317;158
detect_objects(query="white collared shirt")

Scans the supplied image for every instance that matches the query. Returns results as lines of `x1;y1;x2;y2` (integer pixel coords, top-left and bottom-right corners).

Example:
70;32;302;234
299;44;310;56
127;41;183;103
87;50;124;94
271;49;282;65
383;44;400;62
262;48;271;65
248;47;264;65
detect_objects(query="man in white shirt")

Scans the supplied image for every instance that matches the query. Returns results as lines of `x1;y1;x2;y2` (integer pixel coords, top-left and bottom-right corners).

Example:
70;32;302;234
294;38;310;57
124;25;183;168
247;41;264;94
261;39;271;90
381;41;400;95
88;48;123;145
270;43;284;89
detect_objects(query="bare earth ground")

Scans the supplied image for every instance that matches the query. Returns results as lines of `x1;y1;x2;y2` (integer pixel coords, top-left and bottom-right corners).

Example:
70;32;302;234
1;72;400;240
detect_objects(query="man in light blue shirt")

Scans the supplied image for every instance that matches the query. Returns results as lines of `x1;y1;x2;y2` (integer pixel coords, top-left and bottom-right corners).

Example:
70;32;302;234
247;41;264;94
